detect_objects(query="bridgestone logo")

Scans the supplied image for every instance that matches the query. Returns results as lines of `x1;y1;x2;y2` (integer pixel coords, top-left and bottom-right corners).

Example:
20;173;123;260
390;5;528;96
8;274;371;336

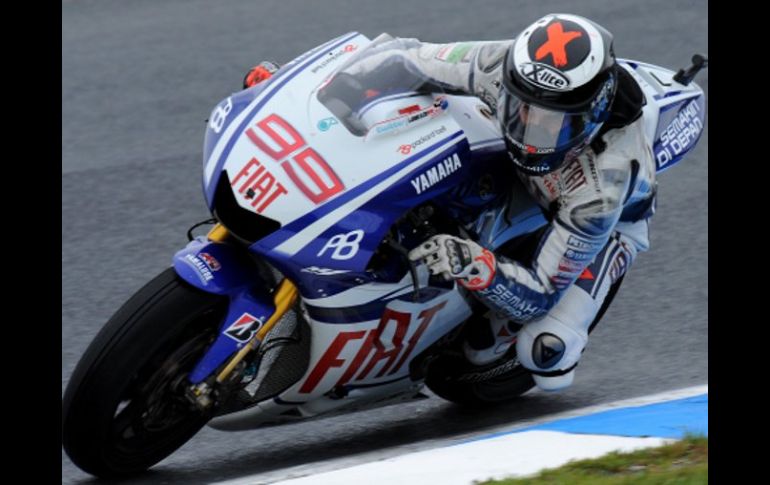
519;62;570;91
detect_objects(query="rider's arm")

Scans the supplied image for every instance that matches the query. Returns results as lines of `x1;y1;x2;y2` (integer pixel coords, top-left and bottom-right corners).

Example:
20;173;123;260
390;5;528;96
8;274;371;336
366;38;512;105
410;121;652;322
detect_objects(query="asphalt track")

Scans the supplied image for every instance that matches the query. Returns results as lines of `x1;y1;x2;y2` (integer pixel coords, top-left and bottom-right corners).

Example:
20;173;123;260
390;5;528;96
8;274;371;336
62;0;708;483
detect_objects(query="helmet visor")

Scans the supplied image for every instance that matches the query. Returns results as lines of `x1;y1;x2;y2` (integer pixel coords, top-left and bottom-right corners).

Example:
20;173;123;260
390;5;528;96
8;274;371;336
500;91;599;156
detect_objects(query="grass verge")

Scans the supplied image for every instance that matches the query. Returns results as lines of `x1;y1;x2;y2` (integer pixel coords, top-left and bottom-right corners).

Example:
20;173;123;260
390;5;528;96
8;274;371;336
478;435;707;484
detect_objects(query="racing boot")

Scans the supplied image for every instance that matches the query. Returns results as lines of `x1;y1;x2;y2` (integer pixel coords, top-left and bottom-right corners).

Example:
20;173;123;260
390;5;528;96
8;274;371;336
463;313;521;366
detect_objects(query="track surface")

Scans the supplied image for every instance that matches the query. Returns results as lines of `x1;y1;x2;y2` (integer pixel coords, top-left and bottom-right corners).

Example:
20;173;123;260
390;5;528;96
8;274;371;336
62;1;708;483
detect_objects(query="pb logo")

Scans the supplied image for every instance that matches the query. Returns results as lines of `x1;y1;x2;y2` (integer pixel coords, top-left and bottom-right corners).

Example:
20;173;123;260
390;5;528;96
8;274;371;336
317;230;365;260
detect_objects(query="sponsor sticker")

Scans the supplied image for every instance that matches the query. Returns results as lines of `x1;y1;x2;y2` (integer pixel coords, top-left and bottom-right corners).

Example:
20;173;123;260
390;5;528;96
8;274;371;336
410;153;462;194
311;44;358;74
198;252;221;271
317;230;365;261
301;266;352;276
396;125;448;155
183;254;215;284
317;117;338;132
656;99;703;168
518;62;570;91
435;43;473;64
369;97;448;138
224;313;263;343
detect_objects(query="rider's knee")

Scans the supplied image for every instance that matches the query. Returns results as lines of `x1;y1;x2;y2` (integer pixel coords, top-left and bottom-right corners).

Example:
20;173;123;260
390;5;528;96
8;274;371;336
516;314;588;391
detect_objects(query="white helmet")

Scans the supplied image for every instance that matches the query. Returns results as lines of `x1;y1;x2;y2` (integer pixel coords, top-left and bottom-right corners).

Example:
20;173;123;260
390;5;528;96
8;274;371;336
500;14;618;175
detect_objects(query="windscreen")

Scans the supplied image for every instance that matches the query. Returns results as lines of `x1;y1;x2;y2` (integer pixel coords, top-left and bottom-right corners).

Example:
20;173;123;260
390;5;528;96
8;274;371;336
317;34;446;136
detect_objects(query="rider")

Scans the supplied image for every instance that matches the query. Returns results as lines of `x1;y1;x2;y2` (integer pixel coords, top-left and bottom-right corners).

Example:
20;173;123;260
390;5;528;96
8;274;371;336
246;14;657;392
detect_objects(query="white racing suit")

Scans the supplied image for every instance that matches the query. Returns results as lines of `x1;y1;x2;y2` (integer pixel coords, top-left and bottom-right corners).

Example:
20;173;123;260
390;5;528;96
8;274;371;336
361;36;657;390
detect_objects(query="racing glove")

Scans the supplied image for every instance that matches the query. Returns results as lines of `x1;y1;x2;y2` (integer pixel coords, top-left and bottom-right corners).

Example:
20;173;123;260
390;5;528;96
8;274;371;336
408;234;496;291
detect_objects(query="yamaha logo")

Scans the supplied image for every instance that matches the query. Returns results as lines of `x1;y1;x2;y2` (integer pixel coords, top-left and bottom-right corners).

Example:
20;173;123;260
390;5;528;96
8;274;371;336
519;62;570;91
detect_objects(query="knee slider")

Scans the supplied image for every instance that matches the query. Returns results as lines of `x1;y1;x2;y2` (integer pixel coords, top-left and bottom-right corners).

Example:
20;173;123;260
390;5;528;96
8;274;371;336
516;316;588;375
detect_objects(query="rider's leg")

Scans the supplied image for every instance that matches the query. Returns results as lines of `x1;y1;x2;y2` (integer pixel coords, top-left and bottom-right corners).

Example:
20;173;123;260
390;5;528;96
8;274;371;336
515;224;644;391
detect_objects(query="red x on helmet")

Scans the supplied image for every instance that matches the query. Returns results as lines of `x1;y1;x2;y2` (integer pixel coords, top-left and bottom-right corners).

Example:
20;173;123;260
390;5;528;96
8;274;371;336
500;14;618;175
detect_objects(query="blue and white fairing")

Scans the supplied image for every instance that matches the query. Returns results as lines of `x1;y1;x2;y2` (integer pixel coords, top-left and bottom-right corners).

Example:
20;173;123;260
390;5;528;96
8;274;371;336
619;59;706;173
200;41;705;303
187;35;524;416
200;33;367;208
200;33;520;299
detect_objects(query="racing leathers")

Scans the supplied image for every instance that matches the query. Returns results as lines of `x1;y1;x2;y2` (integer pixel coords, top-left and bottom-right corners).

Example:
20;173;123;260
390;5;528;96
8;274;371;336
374;36;659;390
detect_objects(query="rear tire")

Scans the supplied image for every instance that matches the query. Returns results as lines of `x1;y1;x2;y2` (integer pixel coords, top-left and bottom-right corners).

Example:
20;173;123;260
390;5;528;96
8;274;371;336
62;268;228;478
425;352;535;407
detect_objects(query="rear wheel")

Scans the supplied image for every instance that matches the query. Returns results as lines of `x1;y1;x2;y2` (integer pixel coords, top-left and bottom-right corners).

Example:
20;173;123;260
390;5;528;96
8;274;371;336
425;351;535;407
62;268;228;478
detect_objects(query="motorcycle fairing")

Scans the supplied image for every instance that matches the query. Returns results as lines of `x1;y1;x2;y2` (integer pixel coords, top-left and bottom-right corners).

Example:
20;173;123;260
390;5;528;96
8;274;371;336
619;59;706;173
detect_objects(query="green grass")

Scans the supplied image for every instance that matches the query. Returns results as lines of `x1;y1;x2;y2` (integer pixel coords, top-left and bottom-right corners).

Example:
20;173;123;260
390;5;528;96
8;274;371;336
477;436;707;484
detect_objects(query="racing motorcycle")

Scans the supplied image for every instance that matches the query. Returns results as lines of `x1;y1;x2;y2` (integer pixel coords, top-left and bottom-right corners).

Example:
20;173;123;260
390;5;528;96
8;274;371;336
61;33;707;477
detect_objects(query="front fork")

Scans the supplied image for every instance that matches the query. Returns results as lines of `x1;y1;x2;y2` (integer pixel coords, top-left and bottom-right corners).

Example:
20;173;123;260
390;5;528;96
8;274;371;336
173;224;298;409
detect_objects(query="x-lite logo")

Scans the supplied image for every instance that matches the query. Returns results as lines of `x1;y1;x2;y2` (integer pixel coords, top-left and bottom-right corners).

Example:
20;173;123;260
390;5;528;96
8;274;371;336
521;62;569;90
535;21;583;68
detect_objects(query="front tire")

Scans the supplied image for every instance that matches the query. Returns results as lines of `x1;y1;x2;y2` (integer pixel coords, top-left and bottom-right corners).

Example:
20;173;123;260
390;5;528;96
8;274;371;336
62;268;227;478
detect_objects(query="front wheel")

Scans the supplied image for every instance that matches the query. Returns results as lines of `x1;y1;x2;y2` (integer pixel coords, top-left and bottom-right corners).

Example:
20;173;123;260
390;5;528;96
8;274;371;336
62;268;228;478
